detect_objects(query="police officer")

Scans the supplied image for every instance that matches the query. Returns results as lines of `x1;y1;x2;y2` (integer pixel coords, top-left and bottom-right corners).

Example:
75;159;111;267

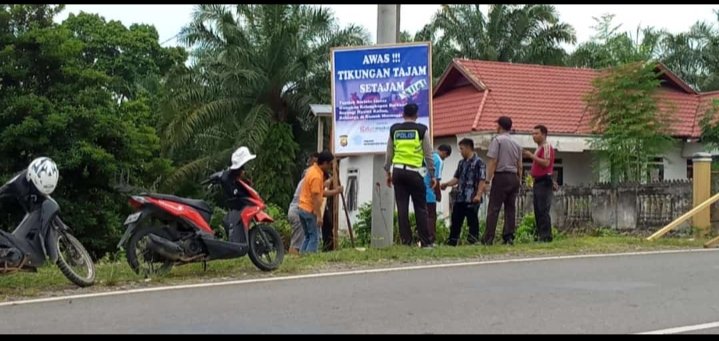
384;103;436;248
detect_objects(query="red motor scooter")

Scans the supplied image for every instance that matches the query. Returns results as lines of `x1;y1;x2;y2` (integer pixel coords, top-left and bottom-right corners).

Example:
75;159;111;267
117;169;284;276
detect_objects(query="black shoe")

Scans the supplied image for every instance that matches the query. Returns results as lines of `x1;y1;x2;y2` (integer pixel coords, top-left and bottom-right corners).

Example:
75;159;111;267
502;235;514;245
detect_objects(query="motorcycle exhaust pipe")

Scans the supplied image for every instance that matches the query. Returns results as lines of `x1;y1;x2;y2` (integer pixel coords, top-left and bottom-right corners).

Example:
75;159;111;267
147;234;185;261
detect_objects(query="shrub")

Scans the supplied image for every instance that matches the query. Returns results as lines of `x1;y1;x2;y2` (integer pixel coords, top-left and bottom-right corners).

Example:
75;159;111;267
354;202;451;246
266;203;293;250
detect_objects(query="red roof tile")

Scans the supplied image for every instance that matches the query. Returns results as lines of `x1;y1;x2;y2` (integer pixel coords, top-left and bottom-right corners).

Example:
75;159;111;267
696;92;719;136
656;88;699;137
433;85;485;137
432;59;719;138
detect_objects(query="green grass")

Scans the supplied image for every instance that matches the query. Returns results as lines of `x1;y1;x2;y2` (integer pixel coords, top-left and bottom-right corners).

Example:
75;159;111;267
0;235;711;301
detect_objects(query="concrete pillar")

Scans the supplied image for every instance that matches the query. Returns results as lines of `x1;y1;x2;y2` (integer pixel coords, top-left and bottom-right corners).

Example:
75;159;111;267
692;152;712;235
371;5;400;248
376;5;400;44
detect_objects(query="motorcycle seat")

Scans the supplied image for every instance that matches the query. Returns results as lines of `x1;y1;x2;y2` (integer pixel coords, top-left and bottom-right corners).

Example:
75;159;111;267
145;193;213;214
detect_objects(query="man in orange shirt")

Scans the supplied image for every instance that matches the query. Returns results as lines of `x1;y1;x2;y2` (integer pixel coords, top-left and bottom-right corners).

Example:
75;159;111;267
298;151;340;253
287;153;319;255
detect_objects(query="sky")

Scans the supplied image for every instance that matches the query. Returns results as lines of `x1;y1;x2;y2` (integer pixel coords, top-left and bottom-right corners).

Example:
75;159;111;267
54;4;719;52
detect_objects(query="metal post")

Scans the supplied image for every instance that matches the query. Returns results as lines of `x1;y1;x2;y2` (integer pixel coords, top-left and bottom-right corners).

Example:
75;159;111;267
371;5;400;248
317;118;324;152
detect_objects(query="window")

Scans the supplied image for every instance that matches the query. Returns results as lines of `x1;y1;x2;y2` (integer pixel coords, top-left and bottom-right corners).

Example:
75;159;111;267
646;157;664;182
345;169;359;212
687;159;693;180
553;161;564;186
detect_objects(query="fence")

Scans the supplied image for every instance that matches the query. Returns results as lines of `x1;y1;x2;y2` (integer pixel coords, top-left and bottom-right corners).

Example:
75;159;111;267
451;180;694;230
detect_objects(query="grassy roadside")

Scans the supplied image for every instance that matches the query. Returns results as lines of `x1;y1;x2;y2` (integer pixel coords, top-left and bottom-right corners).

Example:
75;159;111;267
0;235;713;301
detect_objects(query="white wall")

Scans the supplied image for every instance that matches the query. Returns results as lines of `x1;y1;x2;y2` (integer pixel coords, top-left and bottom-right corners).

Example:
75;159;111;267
338;154;374;231
436;137;595;219
337;136;459;230
664;143;689;180
681;141;719;158
591;141;698;183
434;136;459;223
458;133;595;152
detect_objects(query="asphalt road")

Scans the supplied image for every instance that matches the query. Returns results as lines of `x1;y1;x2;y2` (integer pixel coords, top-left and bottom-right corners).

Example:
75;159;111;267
1;249;719;334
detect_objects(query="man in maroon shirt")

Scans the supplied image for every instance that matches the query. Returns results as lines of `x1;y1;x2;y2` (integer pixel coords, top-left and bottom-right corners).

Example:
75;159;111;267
523;125;555;242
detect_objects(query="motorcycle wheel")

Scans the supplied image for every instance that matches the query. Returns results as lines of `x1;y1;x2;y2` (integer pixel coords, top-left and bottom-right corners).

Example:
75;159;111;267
55;232;96;287
126;226;174;277
248;224;284;271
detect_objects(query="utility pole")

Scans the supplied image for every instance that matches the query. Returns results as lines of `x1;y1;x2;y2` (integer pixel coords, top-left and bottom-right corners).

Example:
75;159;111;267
371;4;400;248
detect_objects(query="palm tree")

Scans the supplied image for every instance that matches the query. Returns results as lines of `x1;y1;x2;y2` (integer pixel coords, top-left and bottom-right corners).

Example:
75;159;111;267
656;22;710;91
568;14;665;69
160;4;369;207
569;13;719;92
687;13;719;91
411;23;458;82
429;4;576;66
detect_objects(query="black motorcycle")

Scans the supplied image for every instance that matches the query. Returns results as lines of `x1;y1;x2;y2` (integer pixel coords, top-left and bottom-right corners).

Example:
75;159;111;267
0;170;95;287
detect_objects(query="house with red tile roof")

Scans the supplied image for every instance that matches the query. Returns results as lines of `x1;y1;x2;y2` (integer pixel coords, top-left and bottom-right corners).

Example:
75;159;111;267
432;58;719;190
337;58;719;230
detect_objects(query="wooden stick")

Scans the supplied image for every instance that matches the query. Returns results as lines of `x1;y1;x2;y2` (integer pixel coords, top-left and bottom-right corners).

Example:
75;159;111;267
332;159;356;248
647;192;719;241
340;190;356;248
704;235;719;248
329;125;339;250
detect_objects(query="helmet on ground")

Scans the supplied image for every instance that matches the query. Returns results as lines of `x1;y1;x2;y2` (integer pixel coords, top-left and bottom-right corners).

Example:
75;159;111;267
27;157;59;196
230;146;256;170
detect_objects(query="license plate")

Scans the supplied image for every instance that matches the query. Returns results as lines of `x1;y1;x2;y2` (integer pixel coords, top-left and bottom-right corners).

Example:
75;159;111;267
124;212;142;225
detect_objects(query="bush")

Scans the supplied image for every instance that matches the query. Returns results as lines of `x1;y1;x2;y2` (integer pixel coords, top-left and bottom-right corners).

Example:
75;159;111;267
354;202;451;246
513;212;563;243
354;202;373;246
435;219;450;245
210;206;228;239
591;226;619;237
266;203;292;251
355;204;567;246
515;213;537;244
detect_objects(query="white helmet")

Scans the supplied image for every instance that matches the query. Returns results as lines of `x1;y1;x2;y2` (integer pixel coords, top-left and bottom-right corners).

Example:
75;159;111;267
27;157;59;196
230;146;256;170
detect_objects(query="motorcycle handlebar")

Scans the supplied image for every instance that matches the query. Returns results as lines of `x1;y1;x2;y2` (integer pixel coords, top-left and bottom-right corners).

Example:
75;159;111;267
202;171;224;187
